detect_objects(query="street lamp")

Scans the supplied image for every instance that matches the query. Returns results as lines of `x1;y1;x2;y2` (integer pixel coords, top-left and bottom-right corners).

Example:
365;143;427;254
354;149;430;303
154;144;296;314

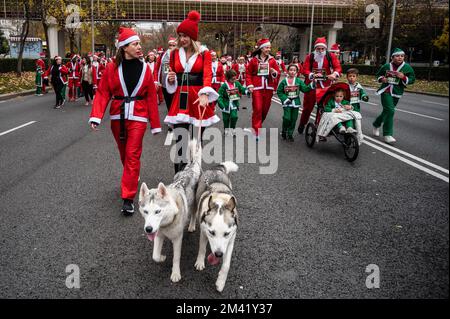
91;0;94;54
308;1;315;53
386;0;397;62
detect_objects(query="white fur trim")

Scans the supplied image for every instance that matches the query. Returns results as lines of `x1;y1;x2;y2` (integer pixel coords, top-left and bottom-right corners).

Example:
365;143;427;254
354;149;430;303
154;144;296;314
314;43;327;49
178;47;198;72
198;86;219;103
271;70;278;79
151;128;162;134
165;76;178;94
258;42;271;50
89;117;101;125
164;114;220;127
116;35;140;48
403;76;409;85
333;71;340;78
391;50;405;56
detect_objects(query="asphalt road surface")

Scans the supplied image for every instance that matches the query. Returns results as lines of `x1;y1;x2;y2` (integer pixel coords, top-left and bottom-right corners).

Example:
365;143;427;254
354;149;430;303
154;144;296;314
0;87;448;299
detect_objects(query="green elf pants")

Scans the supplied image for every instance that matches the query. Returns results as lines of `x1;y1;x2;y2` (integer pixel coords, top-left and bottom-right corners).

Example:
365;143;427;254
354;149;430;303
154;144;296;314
223;110;238;129
36;86;42;95
336;120;354;129
373;93;399;136
60;84;67;102
282;107;299;137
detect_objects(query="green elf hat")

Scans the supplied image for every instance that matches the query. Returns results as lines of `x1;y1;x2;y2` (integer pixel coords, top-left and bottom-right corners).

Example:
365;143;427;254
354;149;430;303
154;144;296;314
391;48;405;57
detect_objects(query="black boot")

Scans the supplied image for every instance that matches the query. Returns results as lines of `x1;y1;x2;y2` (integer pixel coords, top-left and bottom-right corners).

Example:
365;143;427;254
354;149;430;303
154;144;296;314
281;132;287;140
297;125;304;135
122;199;134;216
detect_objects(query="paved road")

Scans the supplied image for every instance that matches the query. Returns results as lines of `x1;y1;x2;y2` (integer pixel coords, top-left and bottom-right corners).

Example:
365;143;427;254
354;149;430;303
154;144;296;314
0;88;448;299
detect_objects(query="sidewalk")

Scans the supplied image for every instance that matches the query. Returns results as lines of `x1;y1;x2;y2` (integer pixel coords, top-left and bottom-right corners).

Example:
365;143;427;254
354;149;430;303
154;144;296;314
0;88;53;102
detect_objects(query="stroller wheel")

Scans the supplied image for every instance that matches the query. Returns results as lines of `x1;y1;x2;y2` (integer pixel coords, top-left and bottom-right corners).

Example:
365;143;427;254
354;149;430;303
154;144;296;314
343;134;359;162
305;123;316;148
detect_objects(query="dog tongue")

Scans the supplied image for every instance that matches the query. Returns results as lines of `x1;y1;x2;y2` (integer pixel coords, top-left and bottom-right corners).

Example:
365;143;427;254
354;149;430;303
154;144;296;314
207;253;221;266
147;233;156;241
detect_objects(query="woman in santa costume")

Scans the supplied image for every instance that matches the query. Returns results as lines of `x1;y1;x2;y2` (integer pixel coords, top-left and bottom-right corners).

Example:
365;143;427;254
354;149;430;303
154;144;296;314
298;37;342;134
89;26;161;215
210;50;225;92
92;54;106;92
66;54;81;102
275;51;287;75
246;38;281;139
155;36;177;114
232;56;247;86
164;10;219;173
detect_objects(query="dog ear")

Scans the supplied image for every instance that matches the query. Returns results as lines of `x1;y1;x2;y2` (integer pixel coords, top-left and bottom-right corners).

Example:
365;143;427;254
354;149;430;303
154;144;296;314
208;195;216;210
157;182;167;198
139;182;149;203
225;196;236;211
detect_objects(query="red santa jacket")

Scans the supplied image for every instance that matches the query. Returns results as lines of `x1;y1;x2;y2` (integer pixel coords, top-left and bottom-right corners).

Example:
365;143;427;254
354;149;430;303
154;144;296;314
93;61;106;80
89;60;161;133
245;55;281;91
232;63;247;83
302;51;342;88
44;64;69;84
66;61;81;80
275;59;287;73
211;60;225;84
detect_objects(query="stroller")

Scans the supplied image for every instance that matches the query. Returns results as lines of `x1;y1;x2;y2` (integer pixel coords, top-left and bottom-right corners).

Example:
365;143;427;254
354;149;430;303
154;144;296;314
304;82;359;162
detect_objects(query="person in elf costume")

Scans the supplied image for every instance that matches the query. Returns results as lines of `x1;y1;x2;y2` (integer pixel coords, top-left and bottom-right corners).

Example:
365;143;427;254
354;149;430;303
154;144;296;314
66;54;81;102
210;50;225;92
323;88;355;134
346;68;369;113
246;38;281;139
89;26;161;215
217;69;247;136
35;53;46;96
276;64;315;141
372;48;415;144
164;10;220;173
44;56;69;108
299;37;342;134
275;51;287;75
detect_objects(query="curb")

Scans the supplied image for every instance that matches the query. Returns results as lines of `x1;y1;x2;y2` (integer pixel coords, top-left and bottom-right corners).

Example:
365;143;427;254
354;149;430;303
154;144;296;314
0;88;53;102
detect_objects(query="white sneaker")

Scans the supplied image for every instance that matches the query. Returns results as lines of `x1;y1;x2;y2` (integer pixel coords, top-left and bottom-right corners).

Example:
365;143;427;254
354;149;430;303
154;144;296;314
373;126;380;137
384;136;396;144
339;126;346;134
231;129;236;136
346;127;357;134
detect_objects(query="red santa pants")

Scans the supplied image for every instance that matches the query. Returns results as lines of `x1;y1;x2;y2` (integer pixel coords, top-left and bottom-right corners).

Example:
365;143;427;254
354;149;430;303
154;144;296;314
252;89;274;135
110;120;147;200
299;89;317;127
68;78;79;99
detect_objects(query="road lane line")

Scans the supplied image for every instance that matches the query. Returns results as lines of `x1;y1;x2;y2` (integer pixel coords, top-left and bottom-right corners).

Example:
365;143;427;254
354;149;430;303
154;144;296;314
422;100;448;106
271;98;448;182
362;140;449;183
361;101;445;121
0;121;37;137
363;135;449;174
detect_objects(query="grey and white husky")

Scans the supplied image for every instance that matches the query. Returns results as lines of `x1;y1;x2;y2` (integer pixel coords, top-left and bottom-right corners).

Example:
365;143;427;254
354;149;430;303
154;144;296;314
138;140;201;283
192;161;239;292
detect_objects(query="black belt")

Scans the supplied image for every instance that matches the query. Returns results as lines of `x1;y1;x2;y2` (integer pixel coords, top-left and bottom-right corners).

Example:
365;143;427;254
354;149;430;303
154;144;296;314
113;96;144;141
177;73;203;86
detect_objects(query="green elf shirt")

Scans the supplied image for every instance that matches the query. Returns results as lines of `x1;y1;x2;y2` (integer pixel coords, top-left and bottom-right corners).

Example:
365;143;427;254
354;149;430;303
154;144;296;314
276;77;314;108
324;98;351;113
348;82;369;112
376;62;415;98
217;81;247;113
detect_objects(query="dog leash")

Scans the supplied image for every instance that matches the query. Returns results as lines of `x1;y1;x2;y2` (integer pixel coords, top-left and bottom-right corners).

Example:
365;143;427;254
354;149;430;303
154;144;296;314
196;98;211;189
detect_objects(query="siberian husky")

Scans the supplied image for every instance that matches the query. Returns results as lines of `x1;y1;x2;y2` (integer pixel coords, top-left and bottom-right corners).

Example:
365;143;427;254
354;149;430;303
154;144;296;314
192;161;239;292
138;140;201;282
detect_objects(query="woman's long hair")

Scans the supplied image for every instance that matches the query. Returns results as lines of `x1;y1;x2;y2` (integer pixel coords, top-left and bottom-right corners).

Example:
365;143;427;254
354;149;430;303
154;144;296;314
115;46;126;68
176;36;201;55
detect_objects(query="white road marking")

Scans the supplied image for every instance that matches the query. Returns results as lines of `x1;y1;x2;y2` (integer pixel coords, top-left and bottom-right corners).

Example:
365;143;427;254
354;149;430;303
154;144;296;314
361;101;444;121
422;100;448;107
270;98;448;183
0;121;37;137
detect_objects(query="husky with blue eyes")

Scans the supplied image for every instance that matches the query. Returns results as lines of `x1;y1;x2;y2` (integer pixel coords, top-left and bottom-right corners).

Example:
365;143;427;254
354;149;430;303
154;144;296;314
192;161;239;292
138;140;201;283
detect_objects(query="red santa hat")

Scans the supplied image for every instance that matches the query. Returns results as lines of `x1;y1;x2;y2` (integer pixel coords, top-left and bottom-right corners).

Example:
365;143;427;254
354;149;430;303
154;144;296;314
256;38;271;50
210;50;217;56
168;36;177;45
116;26;140;48
314;37;328;49
39;52;46;58
329;43;340;53
276;51;282;56
147;50;155;56
176;11;201;41
157;47;164;53
54;55;61;60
